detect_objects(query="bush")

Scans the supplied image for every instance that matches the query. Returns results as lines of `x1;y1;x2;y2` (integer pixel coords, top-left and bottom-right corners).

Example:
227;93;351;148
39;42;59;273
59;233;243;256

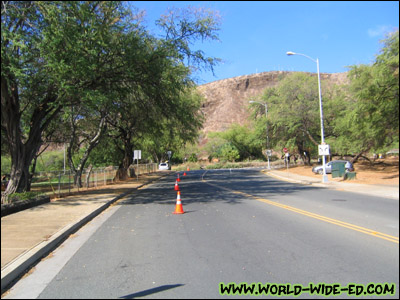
219;144;240;162
8;191;43;202
188;153;198;162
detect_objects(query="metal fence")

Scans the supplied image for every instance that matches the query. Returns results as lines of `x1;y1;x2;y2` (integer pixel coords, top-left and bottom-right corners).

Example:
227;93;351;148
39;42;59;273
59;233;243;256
29;163;158;199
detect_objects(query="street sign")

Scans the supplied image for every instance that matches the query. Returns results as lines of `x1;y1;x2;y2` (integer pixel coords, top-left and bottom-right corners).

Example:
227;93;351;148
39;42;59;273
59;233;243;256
134;150;141;160
167;151;172;159
318;144;330;156
266;150;272;157
133;150;142;181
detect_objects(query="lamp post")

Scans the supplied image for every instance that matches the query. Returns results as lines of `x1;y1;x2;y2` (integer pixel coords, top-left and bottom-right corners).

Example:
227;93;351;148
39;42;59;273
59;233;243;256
286;51;328;183
249;100;270;169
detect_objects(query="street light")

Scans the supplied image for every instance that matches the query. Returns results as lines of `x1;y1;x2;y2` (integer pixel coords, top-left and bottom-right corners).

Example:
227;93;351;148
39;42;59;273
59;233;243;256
286;51;328;183
249;100;271;169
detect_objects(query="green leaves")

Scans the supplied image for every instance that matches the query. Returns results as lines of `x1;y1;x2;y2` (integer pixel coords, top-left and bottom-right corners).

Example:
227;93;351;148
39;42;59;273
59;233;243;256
218;143;240;162
156;6;221;76
344;30;399;154
2;1;220;192
255;72;323;156
248;30;399;159
208;123;264;161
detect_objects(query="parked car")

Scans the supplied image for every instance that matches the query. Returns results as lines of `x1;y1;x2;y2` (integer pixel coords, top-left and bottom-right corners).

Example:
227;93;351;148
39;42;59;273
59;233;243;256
312;160;354;175
158;163;170;171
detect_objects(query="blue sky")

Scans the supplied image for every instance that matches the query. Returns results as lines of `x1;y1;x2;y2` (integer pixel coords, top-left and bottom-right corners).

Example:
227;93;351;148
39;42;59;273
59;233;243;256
129;1;399;85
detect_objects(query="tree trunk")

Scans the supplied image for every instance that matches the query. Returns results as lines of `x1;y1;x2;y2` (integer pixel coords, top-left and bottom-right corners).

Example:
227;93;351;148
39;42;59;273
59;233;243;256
3;111;44;195
296;141;311;166
350;146;372;164
74;171;83;188
115;164;128;181
116;133;135;180
6;149;34;194
85;164;93;187
67;113;107;188
2;73;61;196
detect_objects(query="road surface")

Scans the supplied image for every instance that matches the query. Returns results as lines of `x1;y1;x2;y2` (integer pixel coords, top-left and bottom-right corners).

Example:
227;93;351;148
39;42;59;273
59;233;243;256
5;169;399;299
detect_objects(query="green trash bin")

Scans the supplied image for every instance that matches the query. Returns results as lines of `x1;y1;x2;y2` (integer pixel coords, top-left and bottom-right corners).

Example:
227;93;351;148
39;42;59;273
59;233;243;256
345;172;357;180
331;161;346;178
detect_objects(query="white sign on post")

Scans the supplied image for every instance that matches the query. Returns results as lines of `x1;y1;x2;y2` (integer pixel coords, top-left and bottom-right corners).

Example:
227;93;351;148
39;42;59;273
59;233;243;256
318;144;330;156
133;150;141;181
134;150;141;160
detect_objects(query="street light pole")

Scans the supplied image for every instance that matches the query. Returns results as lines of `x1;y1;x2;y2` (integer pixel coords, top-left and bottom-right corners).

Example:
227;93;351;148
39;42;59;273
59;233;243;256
286;51;328;183
249;101;270;169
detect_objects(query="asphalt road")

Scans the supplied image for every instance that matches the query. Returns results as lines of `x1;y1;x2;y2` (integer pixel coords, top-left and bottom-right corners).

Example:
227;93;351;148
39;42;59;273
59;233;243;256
5;169;399;299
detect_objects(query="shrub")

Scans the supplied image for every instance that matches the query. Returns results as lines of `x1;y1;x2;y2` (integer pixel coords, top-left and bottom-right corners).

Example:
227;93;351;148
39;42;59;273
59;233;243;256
7;191;44;203
188;153;198;162
219;144;240;162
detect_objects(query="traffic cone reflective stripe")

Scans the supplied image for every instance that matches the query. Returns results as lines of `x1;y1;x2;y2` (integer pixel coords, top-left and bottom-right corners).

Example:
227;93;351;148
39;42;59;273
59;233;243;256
173;191;184;214
174;180;180;191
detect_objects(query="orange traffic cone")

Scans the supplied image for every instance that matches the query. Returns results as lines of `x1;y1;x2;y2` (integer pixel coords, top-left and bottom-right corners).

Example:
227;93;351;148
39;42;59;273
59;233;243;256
173;191;184;214
174;180;180;191
183;172;187;176
187;166;190;171
177;173;181;182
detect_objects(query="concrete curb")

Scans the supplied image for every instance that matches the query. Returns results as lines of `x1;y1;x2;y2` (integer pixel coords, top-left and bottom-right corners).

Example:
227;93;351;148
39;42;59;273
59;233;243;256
1;174;167;293
263;170;317;185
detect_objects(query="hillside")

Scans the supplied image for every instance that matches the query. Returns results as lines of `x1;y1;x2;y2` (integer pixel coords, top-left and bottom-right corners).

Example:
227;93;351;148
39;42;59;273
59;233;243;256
196;71;348;142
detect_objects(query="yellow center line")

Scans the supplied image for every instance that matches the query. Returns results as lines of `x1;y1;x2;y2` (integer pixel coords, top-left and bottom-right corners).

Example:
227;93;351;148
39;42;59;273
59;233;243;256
203;179;399;244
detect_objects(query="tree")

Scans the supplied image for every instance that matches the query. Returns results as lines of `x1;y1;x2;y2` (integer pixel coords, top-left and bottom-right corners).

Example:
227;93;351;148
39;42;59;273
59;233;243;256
2;1;59;195
219;143;240;162
65;103;108;187
155;6;221;78
1;1;140;195
105;89;157;180
104;47;198;180
215;124;263;160
336;30;399;161
204;135;227;162
106;5;220;179
258;73;326;165
140;89;204;164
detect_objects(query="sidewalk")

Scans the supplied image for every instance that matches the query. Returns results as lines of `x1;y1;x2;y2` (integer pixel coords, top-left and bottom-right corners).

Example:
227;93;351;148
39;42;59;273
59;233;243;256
265;169;399;200
1;172;169;292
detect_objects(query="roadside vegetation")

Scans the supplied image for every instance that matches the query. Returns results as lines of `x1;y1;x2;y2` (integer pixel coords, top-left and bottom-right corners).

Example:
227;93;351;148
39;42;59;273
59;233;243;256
1;1;398;201
1;2;220;198
194;30;398;165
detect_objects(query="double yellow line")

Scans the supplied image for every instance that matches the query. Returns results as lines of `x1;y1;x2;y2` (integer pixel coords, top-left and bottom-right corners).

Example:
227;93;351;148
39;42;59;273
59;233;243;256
204;178;399;244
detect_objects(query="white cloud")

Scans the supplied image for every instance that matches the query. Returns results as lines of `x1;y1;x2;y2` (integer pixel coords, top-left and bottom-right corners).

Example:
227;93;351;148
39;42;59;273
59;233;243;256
367;25;391;38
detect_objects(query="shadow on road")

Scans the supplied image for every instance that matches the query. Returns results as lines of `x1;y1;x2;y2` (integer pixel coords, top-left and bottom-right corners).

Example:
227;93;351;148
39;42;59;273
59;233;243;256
118;169;323;207
120;284;184;299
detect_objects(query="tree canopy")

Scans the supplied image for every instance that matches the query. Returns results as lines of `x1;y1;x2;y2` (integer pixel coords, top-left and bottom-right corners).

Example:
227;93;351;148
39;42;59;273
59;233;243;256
243;30;399;163
343;30;399;157
1;1;220;195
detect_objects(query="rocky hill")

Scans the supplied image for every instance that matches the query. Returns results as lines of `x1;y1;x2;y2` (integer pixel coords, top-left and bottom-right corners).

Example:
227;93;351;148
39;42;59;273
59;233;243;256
196;71;348;142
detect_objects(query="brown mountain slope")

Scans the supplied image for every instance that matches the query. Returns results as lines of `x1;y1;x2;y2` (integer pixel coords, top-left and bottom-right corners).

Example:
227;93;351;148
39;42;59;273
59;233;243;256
196;71;348;140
